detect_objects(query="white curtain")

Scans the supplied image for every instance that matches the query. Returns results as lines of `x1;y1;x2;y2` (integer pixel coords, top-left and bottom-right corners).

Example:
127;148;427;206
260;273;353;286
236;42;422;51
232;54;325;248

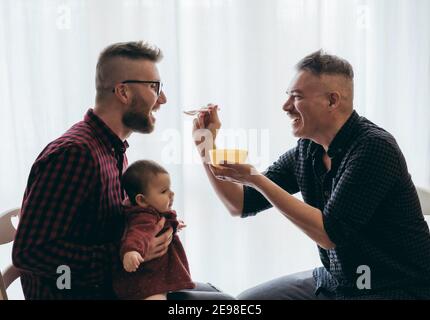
1;0;429;298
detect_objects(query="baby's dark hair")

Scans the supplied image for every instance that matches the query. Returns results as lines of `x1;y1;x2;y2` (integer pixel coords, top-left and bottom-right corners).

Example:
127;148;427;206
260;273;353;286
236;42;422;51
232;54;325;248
122;160;168;205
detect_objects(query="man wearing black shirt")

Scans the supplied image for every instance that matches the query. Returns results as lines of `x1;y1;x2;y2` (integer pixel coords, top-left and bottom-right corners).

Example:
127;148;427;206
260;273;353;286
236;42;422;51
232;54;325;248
192;50;430;299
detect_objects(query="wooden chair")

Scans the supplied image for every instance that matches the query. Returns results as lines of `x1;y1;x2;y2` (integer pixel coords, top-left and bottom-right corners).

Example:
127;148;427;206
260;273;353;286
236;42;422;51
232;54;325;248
0;208;21;300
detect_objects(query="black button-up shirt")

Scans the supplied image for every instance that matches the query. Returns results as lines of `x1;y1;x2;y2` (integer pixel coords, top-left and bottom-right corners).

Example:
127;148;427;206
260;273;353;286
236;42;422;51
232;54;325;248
243;111;430;299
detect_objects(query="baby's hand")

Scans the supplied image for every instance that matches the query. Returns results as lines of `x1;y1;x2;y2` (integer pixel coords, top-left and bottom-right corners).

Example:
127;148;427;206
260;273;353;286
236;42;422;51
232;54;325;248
123;251;144;272
177;220;187;232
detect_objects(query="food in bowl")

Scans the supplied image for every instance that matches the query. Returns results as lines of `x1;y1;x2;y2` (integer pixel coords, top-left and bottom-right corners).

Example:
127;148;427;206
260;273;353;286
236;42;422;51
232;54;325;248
209;149;248;165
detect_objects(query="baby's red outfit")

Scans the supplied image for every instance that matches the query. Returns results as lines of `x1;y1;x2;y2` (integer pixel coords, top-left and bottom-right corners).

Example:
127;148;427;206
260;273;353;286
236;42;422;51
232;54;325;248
113;205;195;299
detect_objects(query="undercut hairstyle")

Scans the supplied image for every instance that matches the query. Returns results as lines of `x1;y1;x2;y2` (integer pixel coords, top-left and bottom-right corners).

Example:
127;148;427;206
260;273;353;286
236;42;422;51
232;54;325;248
95;41;163;101
296;49;354;80
122;160;168;205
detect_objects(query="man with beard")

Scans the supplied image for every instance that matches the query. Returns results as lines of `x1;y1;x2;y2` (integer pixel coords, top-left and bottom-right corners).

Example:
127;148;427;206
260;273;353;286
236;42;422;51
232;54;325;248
12;41;173;299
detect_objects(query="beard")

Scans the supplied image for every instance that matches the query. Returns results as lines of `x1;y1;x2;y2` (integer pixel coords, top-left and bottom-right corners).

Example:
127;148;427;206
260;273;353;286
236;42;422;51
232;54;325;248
122;96;154;134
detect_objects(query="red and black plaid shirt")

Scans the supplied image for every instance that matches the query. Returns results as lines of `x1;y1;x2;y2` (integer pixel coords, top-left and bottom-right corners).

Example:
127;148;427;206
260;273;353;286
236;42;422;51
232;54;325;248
12;109;128;299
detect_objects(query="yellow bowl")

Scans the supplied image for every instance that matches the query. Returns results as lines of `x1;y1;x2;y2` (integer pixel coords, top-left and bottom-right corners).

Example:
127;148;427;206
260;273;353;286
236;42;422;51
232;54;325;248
209;149;248;165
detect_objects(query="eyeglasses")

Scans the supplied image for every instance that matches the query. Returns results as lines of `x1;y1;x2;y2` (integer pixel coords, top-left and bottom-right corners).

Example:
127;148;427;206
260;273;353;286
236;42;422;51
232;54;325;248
112;80;163;96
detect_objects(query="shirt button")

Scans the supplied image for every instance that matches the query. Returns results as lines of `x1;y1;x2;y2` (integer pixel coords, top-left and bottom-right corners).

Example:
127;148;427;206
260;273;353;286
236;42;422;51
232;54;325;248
324;191;330;197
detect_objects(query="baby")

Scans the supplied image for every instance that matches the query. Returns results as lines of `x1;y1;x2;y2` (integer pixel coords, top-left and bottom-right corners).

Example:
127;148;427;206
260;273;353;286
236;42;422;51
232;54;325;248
113;160;195;300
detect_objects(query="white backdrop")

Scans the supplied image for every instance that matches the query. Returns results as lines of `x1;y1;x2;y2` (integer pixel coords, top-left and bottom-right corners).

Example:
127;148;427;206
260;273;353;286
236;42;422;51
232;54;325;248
1;0;429;299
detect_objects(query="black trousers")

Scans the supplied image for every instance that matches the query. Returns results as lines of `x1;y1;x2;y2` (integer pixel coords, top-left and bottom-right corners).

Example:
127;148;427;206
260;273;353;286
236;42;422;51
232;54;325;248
167;282;236;300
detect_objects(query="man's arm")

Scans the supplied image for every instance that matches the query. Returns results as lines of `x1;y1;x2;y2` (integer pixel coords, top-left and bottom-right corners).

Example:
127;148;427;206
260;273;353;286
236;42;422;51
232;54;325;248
193;105;300;218
212;137;402;250
210;161;335;249
12;146;116;287
193;105;244;216
251;174;336;249
201;162;244;216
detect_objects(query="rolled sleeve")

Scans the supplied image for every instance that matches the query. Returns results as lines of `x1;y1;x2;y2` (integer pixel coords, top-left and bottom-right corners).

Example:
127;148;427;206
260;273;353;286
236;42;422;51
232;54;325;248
242;147;300;217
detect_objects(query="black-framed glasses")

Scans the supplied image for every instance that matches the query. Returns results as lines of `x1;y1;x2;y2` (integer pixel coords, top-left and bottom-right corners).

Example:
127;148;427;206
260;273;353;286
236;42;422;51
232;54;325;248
112;80;163;96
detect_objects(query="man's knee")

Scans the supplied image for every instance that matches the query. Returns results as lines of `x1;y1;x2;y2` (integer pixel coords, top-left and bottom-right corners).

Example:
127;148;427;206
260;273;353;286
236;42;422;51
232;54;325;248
237;270;317;300
168;282;236;300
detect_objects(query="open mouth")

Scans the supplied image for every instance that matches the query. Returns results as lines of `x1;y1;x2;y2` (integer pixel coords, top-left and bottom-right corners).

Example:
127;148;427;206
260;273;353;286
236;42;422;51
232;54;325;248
291;117;301;125
150;106;160;122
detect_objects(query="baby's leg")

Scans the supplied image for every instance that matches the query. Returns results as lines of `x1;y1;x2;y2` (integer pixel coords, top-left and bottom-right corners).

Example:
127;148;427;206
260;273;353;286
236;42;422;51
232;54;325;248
144;293;167;300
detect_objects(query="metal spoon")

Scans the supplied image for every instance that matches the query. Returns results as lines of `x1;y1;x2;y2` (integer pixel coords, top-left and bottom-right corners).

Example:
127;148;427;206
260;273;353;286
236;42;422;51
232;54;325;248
183;106;219;116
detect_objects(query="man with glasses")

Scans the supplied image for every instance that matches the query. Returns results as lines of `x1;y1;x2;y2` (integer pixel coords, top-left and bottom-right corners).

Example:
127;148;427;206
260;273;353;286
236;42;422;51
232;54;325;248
194;50;430;299
12;41;169;299
12;41;232;300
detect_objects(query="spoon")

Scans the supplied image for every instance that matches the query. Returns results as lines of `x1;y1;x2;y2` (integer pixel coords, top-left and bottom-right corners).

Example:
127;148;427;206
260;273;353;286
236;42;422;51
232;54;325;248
183;106;219;116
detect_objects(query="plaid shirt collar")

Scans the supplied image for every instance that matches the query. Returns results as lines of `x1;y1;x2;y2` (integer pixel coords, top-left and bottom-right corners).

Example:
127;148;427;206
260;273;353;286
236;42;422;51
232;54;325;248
84;108;129;155
306;110;360;160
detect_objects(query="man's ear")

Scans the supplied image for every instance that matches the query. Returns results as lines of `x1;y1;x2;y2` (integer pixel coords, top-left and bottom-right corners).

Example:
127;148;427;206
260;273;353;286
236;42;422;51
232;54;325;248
135;194;148;207
114;84;131;104
328;92;341;108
